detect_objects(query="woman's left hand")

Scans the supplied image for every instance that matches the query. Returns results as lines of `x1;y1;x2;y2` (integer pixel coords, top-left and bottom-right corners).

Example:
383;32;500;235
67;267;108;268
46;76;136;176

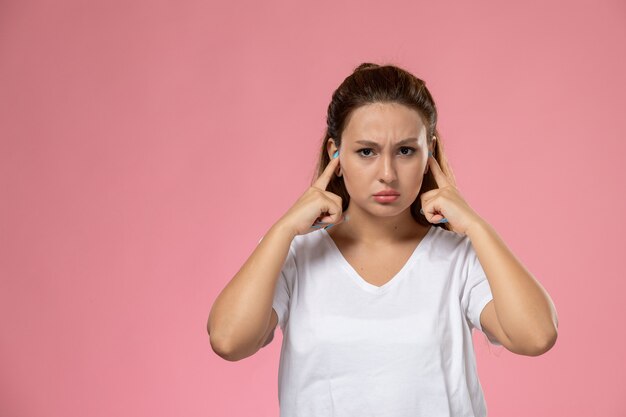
419;153;484;236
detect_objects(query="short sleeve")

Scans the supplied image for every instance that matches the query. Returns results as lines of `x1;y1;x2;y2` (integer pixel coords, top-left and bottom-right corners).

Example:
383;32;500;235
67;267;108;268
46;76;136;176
258;235;296;333
461;240;502;346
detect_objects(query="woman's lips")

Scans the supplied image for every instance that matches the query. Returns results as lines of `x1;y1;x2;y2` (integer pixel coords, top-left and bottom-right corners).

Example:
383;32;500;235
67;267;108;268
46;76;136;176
373;190;400;196
373;194;399;203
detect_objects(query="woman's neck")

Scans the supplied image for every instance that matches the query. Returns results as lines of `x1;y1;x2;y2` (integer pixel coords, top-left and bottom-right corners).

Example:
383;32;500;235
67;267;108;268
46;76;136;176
328;205;427;246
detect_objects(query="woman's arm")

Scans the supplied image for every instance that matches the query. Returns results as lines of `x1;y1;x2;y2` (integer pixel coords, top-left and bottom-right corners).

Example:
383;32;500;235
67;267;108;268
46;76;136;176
208;222;294;361
466;219;558;354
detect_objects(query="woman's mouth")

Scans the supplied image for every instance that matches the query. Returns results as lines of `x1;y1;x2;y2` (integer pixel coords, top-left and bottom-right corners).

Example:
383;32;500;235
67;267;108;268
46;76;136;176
373;194;399;203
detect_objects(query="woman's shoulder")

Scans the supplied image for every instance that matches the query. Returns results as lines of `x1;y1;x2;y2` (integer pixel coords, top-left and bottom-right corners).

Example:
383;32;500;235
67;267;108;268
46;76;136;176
428;225;472;253
287;228;328;255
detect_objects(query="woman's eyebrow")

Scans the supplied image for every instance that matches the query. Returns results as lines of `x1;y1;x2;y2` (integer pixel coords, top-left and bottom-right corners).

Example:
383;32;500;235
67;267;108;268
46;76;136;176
355;137;418;146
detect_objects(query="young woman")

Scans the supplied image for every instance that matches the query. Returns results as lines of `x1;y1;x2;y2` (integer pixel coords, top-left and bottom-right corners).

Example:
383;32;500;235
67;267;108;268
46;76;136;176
208;63;558;416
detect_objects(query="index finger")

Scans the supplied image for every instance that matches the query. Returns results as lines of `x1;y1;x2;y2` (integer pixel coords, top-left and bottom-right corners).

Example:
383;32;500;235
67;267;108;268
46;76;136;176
428;153;450;188
312;152;341;190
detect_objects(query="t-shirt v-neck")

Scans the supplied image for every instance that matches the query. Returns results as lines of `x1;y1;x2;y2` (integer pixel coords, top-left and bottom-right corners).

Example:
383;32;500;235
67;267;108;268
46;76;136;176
320;225;436;294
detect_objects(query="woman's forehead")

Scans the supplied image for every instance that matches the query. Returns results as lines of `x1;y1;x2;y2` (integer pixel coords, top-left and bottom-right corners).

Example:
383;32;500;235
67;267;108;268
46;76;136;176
342;105;427;144
344;103;425;132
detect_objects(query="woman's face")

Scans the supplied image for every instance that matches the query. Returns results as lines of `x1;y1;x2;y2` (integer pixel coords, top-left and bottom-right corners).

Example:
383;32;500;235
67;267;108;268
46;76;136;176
328;102;431;218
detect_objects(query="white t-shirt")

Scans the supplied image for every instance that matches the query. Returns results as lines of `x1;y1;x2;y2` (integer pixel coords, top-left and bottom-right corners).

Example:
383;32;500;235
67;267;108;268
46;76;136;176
269;224;501;417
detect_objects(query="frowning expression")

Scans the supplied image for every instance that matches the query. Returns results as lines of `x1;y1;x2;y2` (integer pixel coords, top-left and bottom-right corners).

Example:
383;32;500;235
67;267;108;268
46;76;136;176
329;102;430;216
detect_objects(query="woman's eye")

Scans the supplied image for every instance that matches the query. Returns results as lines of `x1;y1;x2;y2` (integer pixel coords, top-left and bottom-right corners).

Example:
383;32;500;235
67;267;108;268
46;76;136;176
356;147;416;157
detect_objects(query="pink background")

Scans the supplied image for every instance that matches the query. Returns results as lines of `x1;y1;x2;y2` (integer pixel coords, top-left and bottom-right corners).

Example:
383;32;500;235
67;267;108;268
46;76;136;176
1;0;624;415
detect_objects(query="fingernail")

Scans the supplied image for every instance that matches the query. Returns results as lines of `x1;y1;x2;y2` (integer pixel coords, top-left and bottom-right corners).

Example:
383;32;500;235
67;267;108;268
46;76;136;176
420;208;424;215
438;218;448;223
324;223;336;230
428;150;432;157
333;150;339;159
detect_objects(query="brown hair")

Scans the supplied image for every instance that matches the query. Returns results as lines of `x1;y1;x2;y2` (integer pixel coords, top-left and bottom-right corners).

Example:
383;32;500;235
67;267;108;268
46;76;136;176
312;62;457;231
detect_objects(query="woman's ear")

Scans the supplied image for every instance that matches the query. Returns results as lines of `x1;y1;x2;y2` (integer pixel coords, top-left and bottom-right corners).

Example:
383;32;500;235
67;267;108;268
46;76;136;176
327;138;337;158
425;135;436;174
327;138;342;177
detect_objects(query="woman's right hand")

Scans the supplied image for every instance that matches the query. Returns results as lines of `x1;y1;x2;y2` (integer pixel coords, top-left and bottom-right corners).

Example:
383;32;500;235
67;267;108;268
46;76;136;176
277;151;347;237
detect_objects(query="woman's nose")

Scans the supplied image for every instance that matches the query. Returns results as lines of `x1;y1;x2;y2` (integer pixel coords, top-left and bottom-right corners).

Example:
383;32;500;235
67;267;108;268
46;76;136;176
378;154;397;182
